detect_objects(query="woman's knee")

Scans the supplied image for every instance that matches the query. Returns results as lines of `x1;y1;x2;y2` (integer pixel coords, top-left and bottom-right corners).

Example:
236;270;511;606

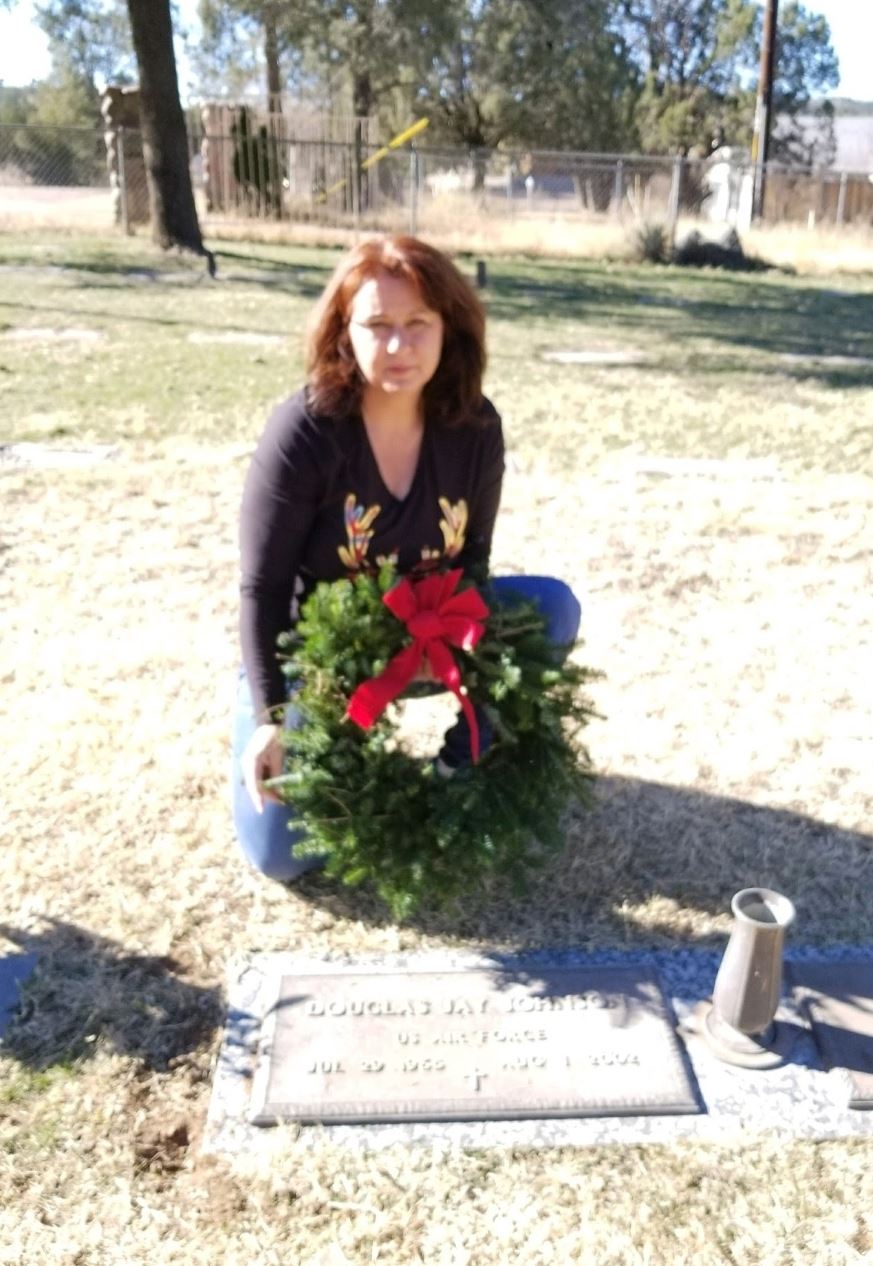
230;670;322;882
490;575;581;647
233;795;320;881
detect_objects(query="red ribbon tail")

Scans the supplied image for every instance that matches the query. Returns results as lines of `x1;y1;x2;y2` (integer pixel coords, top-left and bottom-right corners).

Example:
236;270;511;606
346;642;422;730
427;638;481;764
458;689;481;764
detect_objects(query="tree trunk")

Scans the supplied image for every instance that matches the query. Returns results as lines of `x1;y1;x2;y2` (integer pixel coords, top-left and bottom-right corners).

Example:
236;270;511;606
352;69;373;121
125;0;212;269
264;11;282;115
352;70;372;215
263;10;285;219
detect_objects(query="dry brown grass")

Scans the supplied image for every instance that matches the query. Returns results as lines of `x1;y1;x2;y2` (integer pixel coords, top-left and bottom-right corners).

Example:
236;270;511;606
1;241;872;1263
201;211;873;275
0;185;116;232
2;446;872;1263
744;222;873;276
3;181;873;273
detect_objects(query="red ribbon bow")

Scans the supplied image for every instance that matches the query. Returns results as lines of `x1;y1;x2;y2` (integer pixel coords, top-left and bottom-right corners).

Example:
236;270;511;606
346;569;490;762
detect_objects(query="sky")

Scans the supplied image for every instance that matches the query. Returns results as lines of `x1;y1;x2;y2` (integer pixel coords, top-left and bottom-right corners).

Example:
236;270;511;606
0;0;870;102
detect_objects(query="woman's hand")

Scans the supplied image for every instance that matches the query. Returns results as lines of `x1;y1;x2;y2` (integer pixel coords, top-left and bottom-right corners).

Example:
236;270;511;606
242;722;285;813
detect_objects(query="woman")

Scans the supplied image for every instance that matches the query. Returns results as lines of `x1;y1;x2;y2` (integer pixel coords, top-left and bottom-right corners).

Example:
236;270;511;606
233;235;580;881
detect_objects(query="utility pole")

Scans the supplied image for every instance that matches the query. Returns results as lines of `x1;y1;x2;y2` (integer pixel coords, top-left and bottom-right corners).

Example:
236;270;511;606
751;0;779;221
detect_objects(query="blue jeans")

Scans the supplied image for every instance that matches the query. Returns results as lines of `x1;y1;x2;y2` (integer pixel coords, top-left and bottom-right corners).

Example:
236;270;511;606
231;575;581;882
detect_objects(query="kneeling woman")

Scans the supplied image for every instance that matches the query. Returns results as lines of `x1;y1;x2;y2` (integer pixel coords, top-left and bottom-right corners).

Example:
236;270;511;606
233;235;580;880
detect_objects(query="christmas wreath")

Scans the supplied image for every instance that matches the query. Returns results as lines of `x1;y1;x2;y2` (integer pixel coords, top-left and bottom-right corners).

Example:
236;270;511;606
272;563;598;919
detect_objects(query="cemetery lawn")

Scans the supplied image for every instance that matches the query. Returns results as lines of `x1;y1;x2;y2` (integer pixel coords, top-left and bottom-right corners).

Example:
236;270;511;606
1;231;872;1264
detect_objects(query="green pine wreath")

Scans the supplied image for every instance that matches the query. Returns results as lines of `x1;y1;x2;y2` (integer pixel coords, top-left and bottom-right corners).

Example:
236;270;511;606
271;562;598;919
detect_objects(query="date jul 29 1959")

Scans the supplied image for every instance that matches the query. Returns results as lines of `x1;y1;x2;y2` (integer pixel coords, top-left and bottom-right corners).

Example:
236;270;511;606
305;1052;642;1076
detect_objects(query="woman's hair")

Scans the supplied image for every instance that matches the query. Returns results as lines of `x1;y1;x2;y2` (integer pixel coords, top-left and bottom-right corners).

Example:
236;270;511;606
305;236;486;426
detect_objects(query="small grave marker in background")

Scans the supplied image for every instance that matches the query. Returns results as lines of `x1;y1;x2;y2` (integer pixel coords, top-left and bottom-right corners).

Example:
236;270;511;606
540;348;645;366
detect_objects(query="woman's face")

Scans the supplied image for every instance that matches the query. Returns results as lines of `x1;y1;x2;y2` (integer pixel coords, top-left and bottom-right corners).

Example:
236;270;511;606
346;269;444;400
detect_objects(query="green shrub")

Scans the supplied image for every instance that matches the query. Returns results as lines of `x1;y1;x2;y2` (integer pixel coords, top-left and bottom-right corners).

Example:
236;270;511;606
633;222;671;265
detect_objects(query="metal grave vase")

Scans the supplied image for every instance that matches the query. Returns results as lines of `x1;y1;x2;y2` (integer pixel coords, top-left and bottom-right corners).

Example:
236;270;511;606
704;887;796;1067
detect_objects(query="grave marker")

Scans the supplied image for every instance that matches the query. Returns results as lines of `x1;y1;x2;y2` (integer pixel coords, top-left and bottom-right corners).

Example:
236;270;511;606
789;961;873;1109
249;964;699;1125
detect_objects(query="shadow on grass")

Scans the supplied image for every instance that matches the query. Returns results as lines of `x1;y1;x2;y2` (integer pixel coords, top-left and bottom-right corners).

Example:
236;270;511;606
0;252;332;328
484;264;873;373
70;262;331;296
0;296;299;336
0;918;222;1074
290;774;873;947
4;248;872;383
661;354;873;390
1;247;333;292
775;366;873;390
36;250;319;278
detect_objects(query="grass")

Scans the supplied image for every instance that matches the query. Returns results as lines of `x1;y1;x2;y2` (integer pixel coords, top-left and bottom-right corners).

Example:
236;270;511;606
1;232;872;465
1;231;872;1264
6;190;873;273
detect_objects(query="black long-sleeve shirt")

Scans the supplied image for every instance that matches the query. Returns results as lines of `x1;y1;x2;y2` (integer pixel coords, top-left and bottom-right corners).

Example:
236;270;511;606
239;388;505;717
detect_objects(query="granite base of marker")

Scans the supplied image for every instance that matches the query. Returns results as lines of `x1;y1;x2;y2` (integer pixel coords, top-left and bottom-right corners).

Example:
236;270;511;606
204;946;873;1157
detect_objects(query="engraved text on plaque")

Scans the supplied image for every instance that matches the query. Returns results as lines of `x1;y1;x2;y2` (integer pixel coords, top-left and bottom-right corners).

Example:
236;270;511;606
249;965;699;1124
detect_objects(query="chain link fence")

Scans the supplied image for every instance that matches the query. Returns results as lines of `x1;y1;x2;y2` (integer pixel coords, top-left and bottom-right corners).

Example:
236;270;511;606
0;123;114;229
2;122;872;240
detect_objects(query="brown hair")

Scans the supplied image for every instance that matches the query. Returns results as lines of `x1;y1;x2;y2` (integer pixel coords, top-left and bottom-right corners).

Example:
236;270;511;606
305;236;486;426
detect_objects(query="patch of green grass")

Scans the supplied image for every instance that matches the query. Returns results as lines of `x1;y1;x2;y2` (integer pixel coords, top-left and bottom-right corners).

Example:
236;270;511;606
1;1068;48;1105
0;239;334;446
1;235;870;473
0;1061;77;1105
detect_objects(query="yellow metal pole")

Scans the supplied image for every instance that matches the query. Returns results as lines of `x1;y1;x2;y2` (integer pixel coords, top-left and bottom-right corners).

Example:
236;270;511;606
361;117;430;170
317;118;429;202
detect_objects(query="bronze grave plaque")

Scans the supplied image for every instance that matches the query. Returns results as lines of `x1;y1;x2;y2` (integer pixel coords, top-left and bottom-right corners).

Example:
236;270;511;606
249;964;699;1124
